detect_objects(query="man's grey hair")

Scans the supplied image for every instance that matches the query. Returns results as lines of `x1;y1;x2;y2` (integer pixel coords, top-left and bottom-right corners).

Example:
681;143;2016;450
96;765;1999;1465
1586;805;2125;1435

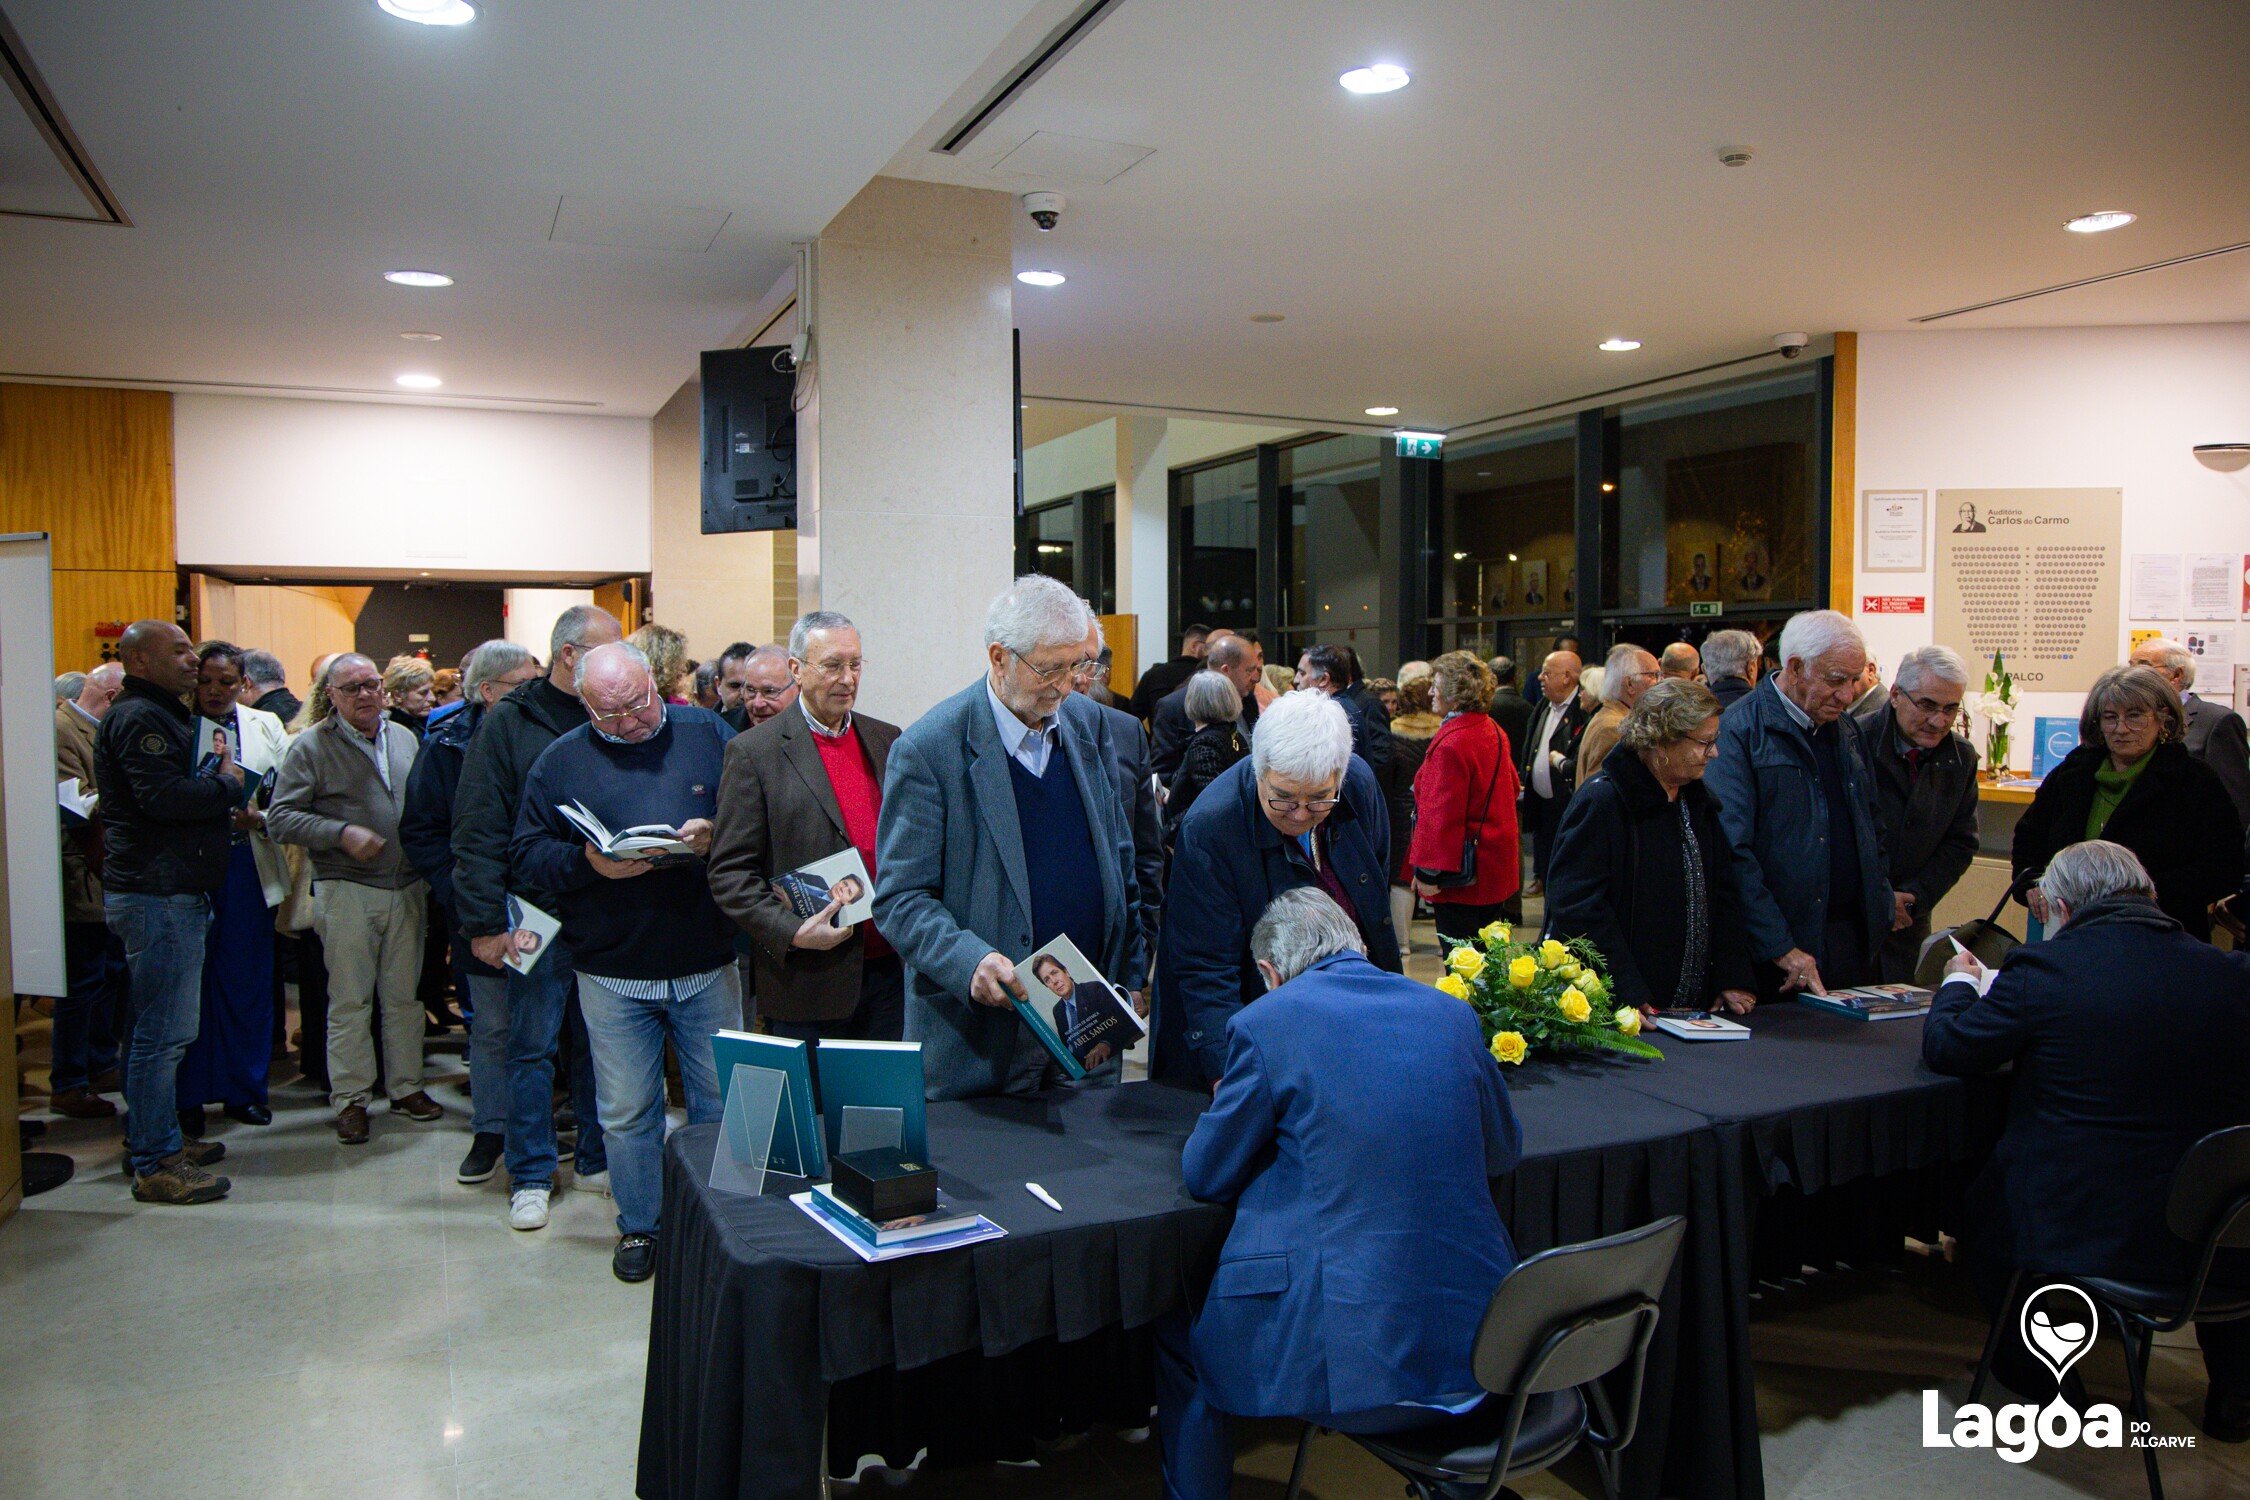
2136;635;2195;690
1579;665;1606;703
1894;644;1969;697
240;650;287;688
984;574;1094;656
1777;610;1867;671
1183;669;1243;728
550;603;621;659
1251;687;1353;784
1658;642;1700;678
86;662;122;693
1601;644;1654;706
54;671;84;701
462;638;535;705
692;660;718;699
789;610;856;661
1250;887;1365;986
1205;633;1253;672
744;644;789;674
1701;629;1760;682
573;639;651;693
1483;655;1513;687
2038;839;2156;919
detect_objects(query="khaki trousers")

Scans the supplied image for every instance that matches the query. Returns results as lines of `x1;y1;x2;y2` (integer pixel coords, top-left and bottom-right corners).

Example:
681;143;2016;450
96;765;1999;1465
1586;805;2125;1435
314;878;429;1109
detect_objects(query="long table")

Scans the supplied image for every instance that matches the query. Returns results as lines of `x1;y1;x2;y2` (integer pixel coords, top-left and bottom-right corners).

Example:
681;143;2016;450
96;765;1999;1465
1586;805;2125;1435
637;1006;1989;1500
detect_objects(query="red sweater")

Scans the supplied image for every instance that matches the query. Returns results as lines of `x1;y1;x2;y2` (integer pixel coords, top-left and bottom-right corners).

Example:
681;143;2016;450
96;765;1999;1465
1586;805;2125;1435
1409;713;1522;906
813;720;890;957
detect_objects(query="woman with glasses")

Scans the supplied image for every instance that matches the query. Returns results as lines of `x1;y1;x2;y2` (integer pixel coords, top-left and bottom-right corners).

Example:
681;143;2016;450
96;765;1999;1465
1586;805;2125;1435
1156;689;1398;1086
1546;679;1756;1014
2013;664;2243;940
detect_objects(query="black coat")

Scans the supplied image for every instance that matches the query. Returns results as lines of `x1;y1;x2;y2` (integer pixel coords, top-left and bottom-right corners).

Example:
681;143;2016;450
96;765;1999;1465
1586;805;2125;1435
1516;694;1590;805
1151;679;1257;780
93;676;239;895
1338;683;1392;777
251;687;302;726
1854;706;1981;917
1543;746;1753;1011
400;702;497;976
1163;721;1247;844
1130;655;1199;722
1382;716;1440;882
2184;692;2250;826
448;675;587;937
1156;756;1396;1084
1924;896;2250;1283
1486;688;1533;768
1092;699;1167;963
1708;675;1754;713
2013;741;2243;941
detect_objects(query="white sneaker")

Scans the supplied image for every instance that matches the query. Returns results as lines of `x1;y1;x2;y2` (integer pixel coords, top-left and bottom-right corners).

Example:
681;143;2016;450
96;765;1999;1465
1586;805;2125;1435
509;1186;551;1231
574;1168;611;1198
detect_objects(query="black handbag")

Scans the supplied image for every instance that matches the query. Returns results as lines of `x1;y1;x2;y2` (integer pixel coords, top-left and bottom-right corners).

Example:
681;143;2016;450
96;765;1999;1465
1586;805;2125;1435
1415;736;1502;889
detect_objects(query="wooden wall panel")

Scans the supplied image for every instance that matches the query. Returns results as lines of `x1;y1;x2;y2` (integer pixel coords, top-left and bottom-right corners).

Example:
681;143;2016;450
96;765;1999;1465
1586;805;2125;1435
51;569;174;673
0;384;174;572
1829;331;1858;614
190;576;362;689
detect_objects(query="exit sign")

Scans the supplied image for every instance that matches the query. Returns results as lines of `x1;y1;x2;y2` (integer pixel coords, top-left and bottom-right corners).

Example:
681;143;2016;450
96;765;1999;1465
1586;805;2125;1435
1689;601;1725;618
1394;430;1444;459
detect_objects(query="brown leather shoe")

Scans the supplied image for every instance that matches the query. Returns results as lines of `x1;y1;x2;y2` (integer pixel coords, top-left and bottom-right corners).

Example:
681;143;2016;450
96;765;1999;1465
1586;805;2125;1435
88;1067;122;1093
335;1103;371;1145
390;1090;443;1122
179;1138;227;1167
49;1087;117;1119
133;1153;231;1204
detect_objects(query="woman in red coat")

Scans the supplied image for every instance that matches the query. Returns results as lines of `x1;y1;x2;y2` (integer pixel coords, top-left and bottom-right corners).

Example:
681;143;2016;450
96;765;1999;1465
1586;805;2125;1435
1409;651;1523;942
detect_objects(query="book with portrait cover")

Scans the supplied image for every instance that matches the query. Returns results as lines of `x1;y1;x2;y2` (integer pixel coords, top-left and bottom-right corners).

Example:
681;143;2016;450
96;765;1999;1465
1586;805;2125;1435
1015;933;1145;1073
774;847;875;926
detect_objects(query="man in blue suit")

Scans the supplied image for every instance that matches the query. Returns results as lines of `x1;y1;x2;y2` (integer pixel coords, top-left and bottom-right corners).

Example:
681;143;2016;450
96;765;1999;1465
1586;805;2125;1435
873;576;1145;1100
1159;887;1522;1498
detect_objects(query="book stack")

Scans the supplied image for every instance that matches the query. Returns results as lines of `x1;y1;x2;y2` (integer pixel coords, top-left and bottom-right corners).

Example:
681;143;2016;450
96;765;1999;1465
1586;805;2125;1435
1798;984;1934;1021
794;1186;1006;1263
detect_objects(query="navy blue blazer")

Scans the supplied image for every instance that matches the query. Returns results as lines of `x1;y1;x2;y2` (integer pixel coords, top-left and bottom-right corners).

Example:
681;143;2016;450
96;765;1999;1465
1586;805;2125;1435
1184;951;1522;1417
1156;755;1396;1084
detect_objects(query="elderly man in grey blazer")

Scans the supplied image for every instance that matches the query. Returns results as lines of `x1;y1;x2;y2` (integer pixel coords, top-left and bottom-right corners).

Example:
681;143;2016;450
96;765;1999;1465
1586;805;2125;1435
874;576;1146;1101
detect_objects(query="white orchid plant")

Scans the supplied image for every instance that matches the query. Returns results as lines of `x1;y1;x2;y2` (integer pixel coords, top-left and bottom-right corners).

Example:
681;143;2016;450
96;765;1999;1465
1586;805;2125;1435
1959;651;2017;775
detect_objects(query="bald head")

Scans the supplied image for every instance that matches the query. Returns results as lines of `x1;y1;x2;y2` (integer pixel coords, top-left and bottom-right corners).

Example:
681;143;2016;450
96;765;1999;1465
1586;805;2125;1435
577;642;664;743
1659;642;1701;680
76;661;125;719
1536;650;1582;706
119;620;198;697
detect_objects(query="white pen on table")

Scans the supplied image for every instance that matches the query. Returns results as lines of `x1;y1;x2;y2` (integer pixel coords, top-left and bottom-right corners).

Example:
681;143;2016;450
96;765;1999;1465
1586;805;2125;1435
1025;1182;1063;1213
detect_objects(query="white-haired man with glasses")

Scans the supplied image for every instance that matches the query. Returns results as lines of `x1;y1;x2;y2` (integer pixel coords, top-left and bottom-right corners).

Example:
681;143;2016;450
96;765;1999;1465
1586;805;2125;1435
1856;644;1982;981
1156;688;1397;1086
874;576;1146;1101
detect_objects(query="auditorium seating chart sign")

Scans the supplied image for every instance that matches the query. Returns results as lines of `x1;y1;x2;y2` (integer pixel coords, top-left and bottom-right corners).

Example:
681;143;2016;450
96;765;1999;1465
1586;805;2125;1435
1933;488;2120;695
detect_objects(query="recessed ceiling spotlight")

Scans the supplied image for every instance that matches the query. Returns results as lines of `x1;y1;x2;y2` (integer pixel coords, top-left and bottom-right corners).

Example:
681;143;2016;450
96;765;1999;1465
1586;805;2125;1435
1016;270;1066;287
1451;551;1469;561
1364;405;1399;417
378;0;477;25
1339;63;1410;94
396;373;443;389
1601;481;1616;492
384;269;453;288
1249;313;1285;324
2064;209;2136;234
400;330;443;342
1598;338;1642;352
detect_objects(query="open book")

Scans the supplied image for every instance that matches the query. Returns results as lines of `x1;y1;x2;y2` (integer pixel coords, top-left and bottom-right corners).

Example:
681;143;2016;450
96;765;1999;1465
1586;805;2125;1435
57;777;98;821
555;800;695;858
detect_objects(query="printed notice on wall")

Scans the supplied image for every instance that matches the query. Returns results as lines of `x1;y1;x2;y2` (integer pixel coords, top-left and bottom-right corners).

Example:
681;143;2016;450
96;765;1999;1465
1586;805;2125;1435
2129;554;2182;621
2186;628;2236;674
1861;490;1926;572
2186;554;2238;621
1934;488;2121;696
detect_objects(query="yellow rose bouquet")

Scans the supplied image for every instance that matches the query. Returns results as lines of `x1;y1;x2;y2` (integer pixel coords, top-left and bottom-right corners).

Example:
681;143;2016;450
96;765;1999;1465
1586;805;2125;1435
1435;927;1661;1064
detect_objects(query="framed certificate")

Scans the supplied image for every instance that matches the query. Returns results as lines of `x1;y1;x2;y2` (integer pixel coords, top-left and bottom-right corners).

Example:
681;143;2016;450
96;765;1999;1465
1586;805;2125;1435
1861;490;1927;572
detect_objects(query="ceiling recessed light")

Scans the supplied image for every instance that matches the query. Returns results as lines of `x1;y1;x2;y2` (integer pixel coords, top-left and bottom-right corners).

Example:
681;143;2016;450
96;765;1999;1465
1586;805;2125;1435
1451;551;1468;561
1249;313;1285;324
384;269;453;288
1339;63;1410;94
2064;209;2136;234
1016;269;1066;287
1598;338;1642;352
400;330;443;342
396;373;443;390
1364;405;1399;417
378;0;478;25
1601;481;1616;492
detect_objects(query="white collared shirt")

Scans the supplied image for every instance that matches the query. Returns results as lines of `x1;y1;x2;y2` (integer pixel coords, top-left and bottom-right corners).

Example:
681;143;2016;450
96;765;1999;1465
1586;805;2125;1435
800;697;851;740
985;678;1056;777
67;700;100;727
344;715;393;791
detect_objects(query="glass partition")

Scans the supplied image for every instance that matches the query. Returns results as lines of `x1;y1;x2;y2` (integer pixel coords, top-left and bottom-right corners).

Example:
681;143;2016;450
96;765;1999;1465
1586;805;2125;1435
1174;454;1259;635
1277;434;1385;664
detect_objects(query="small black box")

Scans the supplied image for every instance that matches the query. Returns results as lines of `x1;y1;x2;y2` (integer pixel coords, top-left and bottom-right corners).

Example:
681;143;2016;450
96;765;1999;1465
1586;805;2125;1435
830;1147;938;1222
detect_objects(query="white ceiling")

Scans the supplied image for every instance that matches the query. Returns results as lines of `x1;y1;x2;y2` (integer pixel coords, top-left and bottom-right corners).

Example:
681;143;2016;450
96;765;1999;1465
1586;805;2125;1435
0;0;1044;416
3;1;2245;431
892;0;2250;433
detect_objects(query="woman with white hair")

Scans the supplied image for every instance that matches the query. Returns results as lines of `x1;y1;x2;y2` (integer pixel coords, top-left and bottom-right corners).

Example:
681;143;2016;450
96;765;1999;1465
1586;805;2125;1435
1162;670;1248;841
1155;688;1398;1086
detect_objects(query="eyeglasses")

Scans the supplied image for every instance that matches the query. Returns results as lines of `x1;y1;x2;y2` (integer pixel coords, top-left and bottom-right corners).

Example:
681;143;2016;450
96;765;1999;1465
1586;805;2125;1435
742;685;793;702
331;678;383;697
1012;648;1103;684
2098;708;2155;731
587;685;656;727
1903;694;1963;720
1261;779;1341;815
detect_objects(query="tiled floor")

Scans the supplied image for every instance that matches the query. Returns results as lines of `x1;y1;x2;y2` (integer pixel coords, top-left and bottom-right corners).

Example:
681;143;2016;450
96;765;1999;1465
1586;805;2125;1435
8;928;2250;1499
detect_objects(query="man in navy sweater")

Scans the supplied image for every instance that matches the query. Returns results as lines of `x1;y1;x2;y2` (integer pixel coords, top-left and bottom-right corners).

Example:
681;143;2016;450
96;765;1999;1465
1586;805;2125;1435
510;642;739;1281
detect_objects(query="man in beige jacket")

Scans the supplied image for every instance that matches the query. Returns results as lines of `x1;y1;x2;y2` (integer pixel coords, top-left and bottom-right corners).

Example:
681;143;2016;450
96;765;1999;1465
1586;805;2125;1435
52;663;125;1118
266;653;437;1144
1577;644;1659;785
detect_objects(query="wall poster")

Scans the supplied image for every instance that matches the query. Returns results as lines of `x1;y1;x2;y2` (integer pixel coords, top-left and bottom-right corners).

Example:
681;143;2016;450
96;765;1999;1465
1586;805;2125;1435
1933;488;2121;695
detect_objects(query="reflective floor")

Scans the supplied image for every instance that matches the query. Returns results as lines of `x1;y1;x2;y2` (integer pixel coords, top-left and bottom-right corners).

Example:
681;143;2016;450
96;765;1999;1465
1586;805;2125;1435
8;921;2250;1498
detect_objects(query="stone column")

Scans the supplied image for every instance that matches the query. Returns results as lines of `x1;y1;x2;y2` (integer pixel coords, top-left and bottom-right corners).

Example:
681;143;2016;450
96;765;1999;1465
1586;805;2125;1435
1114;415;1171;678
797;177;1017;726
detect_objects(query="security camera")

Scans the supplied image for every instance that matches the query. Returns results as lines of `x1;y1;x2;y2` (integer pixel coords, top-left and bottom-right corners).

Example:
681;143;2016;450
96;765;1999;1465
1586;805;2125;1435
1022;191;1066;232
1772;331;1810;359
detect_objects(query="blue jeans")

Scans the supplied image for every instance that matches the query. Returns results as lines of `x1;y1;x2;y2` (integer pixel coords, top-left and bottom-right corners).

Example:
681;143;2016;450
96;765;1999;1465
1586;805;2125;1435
575;968;738;1236
503;942;604;1191
466;973;509;1137
55;920;125;1093
106;892;211;1176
